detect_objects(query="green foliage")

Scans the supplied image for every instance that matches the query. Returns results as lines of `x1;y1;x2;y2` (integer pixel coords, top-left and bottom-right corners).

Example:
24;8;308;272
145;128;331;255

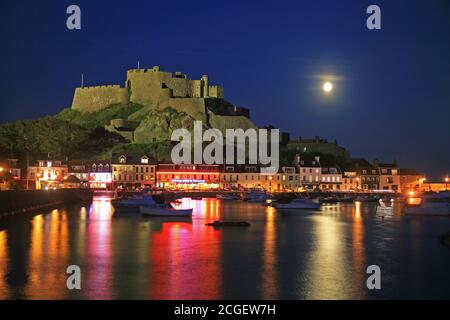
56;103;143;130
0;102;144;160
0;117;89;158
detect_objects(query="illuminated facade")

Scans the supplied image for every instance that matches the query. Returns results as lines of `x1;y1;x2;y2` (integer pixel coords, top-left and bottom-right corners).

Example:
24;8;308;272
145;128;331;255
341;170;360;191
0;159;21;190
296;155;322;190
375;160;400;191
320;167;343;191
157;164;220;190
399;168;425;192
68;160;112;189
221;164;262;190
111;153;156;189
27;159;68;189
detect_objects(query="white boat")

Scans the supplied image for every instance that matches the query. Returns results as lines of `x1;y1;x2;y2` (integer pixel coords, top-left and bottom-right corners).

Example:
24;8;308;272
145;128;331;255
139;204;193;217
274;197;321;210
111;194;159;212
403;192;450;215
243;190;270;202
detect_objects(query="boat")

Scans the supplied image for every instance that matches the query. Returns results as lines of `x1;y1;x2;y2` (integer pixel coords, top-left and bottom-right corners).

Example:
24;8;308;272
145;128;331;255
320;196;338;204
403;192;450;215
242;190;270;202
139;204;193;217
216;193;236;200
354;195;380;202
339;196;354;203
111;194;159;212
205;220;250;227
274;197;321;210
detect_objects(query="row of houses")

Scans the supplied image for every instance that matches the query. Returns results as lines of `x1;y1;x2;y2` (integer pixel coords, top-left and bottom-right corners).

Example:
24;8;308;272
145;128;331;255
0;153;431;193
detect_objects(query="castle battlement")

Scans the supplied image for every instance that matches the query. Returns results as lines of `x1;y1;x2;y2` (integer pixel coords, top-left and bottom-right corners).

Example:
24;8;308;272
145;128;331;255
71;65;224;112
78;84;123;90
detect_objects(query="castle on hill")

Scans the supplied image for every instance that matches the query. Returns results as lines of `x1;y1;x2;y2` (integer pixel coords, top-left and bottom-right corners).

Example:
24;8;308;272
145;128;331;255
70;65;255;143
71;66;224;114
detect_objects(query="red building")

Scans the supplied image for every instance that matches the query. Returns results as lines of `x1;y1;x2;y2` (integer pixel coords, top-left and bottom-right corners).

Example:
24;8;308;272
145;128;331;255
156;164;220;190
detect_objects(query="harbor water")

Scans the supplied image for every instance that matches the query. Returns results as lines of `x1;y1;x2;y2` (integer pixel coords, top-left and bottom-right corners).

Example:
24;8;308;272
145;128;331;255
0;197;450;299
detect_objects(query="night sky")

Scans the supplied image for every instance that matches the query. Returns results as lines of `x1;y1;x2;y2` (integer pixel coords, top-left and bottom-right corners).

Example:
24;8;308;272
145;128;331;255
1;0;449;178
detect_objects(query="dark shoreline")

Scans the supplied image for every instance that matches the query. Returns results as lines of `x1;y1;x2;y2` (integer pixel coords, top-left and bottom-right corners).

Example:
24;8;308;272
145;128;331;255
0;189;93;218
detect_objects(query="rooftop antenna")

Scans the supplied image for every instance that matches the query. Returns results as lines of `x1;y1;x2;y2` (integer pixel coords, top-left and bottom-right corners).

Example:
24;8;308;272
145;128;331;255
81;73;84;88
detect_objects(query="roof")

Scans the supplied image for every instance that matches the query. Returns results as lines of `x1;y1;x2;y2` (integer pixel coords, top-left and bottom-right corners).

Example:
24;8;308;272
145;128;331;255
377;162;398;168
111;153;156;165
321;167;342;174
297;154;321;167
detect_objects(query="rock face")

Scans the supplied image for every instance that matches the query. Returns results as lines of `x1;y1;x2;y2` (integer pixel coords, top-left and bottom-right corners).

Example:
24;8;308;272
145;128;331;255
133;107;197;143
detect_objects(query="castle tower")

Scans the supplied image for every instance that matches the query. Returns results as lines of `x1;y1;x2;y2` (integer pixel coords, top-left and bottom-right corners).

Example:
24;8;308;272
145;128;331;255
201;75;209;98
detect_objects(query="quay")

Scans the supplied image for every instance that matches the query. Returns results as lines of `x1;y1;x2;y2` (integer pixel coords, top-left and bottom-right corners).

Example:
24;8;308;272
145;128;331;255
0;189;93;218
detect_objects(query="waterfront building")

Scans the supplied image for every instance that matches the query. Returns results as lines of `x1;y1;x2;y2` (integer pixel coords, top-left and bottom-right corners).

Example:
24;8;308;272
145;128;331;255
341;169;360;191
157;163;219;190
111;153;156;189
419;181;449;192
69;160;112;189
352;158;379;191
276;166;301;192
68;160;90;188
320;167;343;191
27;159;68;190
296;155;322;191
375;159;400;192
221;164;262;190
399;168;425;192
0;158;21;190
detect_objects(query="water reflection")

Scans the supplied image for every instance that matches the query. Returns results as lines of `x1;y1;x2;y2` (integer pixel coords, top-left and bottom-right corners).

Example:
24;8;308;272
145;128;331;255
0;198;449;299
85;198;113;299
0;230;8;299
262;206;277;299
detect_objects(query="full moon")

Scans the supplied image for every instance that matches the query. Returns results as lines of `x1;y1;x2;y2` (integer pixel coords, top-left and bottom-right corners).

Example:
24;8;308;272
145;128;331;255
323;81;333;93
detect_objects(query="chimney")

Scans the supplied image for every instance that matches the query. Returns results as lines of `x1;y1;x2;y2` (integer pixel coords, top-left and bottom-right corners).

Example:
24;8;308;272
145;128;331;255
393;159;398;166
373;158;379;167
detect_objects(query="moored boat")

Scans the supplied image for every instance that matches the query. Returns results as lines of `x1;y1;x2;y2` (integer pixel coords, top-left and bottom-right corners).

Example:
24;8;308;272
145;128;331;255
354;195;380;202
274;197;320;210
243;190;270;202
111;194;159;212
403;192;450;215
205;220;250;227
320;196;338;204
216;193;237;200
139;204;193;217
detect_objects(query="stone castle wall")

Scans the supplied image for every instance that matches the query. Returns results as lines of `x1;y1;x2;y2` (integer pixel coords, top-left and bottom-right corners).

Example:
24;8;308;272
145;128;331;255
71;66;224;113
72;85;128;112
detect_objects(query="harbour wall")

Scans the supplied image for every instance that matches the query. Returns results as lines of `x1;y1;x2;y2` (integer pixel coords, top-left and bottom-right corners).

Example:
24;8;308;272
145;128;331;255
0;189;93;217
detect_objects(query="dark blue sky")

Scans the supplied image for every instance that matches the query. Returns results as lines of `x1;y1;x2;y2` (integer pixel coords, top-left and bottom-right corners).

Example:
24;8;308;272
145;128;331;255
1;0;449;178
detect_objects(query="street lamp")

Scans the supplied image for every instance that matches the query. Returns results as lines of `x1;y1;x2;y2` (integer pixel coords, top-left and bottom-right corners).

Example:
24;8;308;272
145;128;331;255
445;177;449;191
269;176;272;193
